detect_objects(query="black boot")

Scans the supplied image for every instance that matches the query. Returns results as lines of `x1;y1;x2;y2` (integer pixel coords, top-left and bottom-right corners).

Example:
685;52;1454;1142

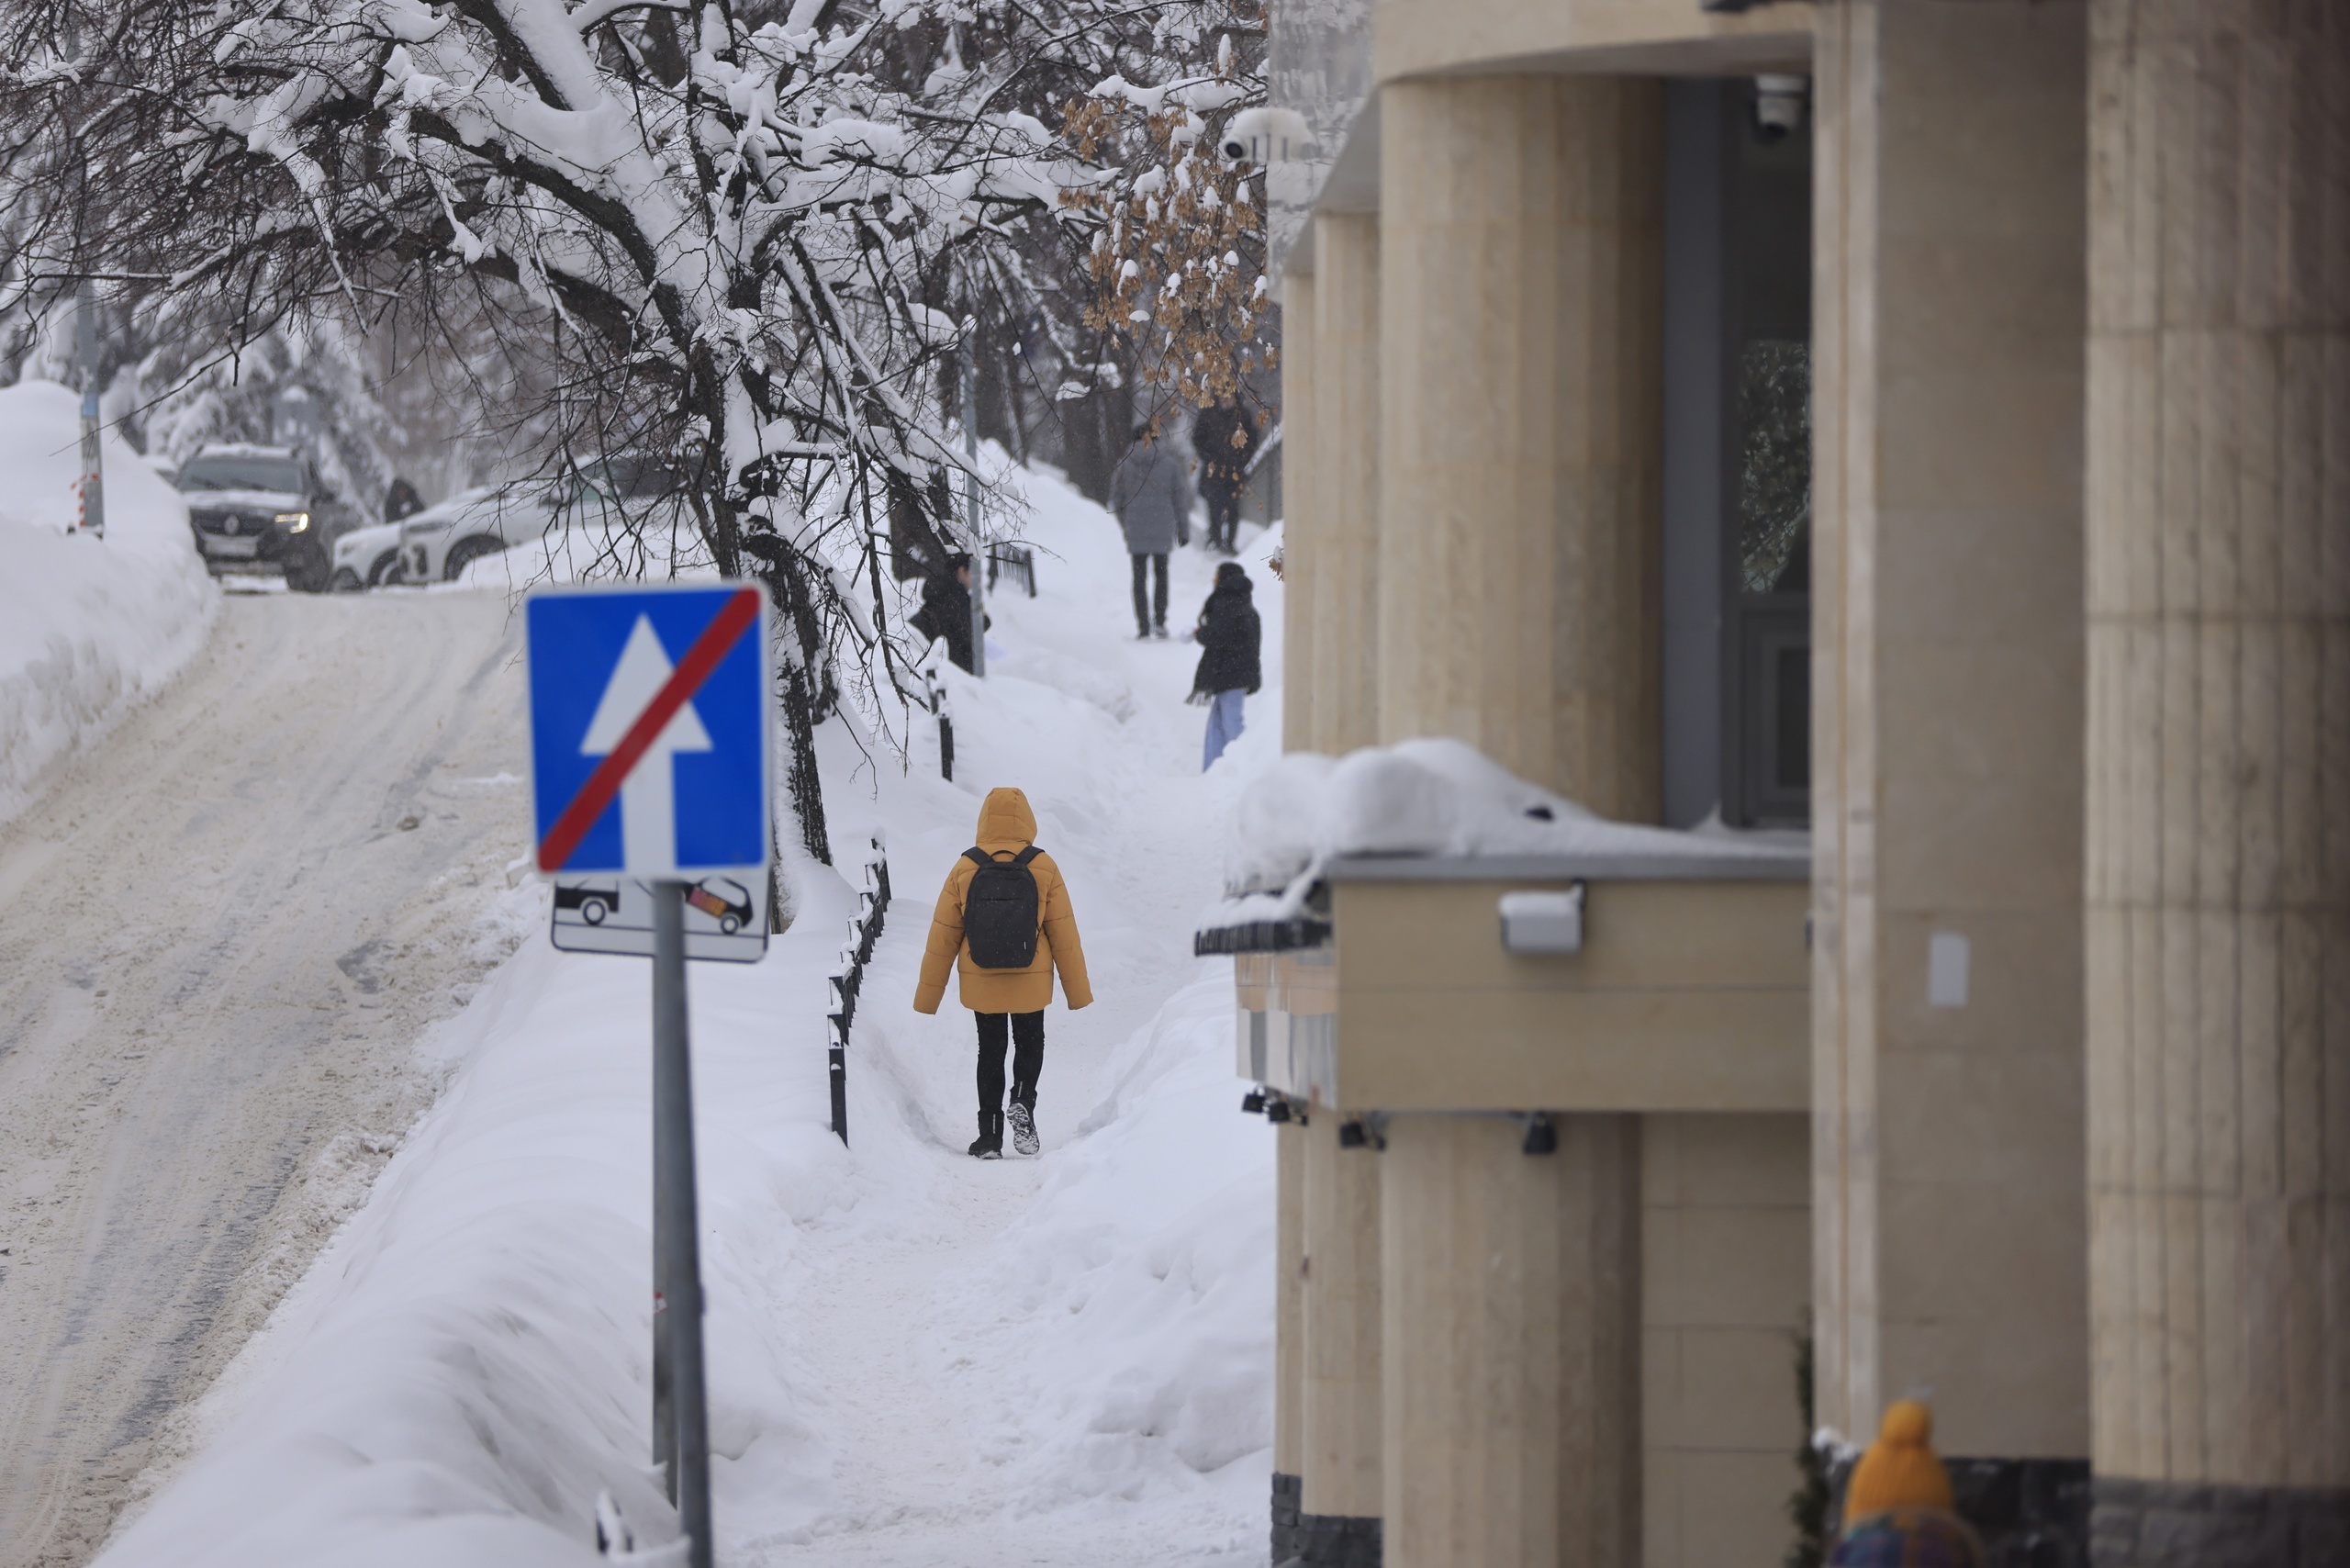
968;1109;1002;1159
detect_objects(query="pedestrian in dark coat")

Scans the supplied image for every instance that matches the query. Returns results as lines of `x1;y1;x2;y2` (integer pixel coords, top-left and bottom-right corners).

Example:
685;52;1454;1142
384;476;425;523
910;552;986;673
1109;427;1192;638
1191;397;1259;554
1190;561;1261;770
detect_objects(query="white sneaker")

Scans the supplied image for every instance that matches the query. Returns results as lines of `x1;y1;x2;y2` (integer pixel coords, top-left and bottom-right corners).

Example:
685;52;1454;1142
1007;1101;1040;1157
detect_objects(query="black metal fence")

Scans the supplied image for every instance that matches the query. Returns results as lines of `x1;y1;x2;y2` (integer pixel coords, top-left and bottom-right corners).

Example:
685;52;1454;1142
825;834;891;1144
987;543;1036;598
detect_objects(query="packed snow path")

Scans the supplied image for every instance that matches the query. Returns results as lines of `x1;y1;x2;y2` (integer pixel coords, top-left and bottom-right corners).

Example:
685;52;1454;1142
0;591;531;1567
734;495;1286;1564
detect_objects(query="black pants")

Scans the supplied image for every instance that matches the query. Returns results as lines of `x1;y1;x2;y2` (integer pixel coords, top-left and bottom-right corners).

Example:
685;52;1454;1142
1130;553;1169;633
1203;484;1242;552
976;1010;1045;1115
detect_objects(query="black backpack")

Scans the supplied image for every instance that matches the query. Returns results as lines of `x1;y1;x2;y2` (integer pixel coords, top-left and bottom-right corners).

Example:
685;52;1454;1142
962;846;1043;969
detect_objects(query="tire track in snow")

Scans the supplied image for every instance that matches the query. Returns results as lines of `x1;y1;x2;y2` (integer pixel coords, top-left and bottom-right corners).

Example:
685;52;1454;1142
0;591;534;1567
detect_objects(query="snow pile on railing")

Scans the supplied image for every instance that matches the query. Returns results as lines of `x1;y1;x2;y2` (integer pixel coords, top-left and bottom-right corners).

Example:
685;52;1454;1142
0;380;217;825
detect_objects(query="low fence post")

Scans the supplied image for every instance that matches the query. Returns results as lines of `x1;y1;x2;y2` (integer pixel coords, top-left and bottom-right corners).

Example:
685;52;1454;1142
923;664;955;781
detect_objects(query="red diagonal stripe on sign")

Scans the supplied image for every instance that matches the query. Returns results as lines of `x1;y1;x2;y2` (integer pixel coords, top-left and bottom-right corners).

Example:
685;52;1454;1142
537;587;762;874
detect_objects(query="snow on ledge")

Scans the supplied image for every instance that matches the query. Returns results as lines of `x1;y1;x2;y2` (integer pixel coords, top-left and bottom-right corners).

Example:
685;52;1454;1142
1196;738;1808;950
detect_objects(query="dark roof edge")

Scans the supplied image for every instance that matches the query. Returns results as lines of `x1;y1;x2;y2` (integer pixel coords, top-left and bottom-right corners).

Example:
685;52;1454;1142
1192;918;1334;957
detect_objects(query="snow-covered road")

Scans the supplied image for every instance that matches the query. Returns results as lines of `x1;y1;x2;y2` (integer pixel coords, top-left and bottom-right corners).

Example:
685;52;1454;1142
0;590;532;1568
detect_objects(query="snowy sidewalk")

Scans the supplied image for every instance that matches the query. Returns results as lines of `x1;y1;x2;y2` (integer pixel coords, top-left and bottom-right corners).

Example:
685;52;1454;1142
738;466;1283;1562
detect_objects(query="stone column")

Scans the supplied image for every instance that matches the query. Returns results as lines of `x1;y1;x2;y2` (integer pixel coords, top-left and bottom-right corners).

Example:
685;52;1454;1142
1281;268;1321;753
1309;211;1382;755
1809;0;2093;1515
1302;1111;1382;1562
1376;75;1662;821
2084;2;2350;1556
1374;75;1661;1568
1275;1116;1308;1560
1382;1113;1640;1568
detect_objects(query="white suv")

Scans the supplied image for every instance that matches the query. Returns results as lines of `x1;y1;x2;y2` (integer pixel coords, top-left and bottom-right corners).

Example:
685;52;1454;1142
399;486;555;583
401;456;694;583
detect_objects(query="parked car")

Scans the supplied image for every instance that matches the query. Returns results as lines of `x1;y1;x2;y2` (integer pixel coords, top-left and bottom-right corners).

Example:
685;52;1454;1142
402;455;696;584
174;444;355;591
330;521;408;591
400;485;557;584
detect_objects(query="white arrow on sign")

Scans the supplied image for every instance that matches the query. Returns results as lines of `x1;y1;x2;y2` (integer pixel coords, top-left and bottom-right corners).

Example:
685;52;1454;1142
581;615;712;875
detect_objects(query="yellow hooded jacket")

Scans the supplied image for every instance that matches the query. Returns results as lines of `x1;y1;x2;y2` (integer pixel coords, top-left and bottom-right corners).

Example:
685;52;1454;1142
912;788;1092;1015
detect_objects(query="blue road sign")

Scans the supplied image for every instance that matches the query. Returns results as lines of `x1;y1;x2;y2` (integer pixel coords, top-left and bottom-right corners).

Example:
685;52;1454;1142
526;584;770;879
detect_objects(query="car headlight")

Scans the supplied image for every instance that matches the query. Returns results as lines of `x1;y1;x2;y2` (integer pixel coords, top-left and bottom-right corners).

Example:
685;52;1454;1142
275;511;311;533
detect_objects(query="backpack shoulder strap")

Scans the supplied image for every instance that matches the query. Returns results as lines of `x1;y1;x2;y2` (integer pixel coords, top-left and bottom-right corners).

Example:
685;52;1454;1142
1012;846;1042;867
963;846;993;868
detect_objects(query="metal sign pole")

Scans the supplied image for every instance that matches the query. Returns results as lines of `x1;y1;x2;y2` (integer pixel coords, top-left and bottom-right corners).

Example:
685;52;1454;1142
529;585;764;1567
73;288;105;538
961;347;986;678
652;880;713;1568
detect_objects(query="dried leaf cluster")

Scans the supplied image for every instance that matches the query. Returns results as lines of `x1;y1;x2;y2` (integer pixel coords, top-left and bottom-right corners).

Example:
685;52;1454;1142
1058;30;1273;416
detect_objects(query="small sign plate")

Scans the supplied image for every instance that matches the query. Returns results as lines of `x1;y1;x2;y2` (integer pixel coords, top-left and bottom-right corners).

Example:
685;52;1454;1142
550;872;769;963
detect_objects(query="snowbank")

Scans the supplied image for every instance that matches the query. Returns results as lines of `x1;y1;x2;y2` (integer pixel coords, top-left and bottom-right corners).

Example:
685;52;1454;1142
98;459;1284;1565
0;380;216;823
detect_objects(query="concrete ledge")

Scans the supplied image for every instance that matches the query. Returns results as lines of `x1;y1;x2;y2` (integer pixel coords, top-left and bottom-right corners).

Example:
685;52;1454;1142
1326;877;1809;1112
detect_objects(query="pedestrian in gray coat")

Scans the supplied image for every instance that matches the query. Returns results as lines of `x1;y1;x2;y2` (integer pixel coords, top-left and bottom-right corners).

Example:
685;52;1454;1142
1109;430;1193;638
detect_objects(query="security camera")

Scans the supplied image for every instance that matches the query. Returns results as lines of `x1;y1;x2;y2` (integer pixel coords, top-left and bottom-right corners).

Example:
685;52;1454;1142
1215;106;1314;166
1752;74;1807;142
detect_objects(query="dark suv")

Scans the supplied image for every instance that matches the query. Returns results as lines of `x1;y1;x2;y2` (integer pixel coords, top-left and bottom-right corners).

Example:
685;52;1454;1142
175;445;354;592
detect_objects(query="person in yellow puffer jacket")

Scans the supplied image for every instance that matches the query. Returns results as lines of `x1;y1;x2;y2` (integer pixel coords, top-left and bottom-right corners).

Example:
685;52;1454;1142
912;787;1091;1159
1830;1400;1986;1567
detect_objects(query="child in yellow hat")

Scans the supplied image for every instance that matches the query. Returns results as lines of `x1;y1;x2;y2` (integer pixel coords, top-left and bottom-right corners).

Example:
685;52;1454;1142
1829;1401;1986;1568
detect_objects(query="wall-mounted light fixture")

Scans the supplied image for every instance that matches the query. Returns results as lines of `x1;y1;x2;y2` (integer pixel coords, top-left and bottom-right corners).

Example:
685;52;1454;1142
1499;884;1586;955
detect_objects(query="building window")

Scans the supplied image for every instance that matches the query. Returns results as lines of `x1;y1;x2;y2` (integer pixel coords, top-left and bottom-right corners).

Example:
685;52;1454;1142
1661;76;1813;831
1725;85;1812;826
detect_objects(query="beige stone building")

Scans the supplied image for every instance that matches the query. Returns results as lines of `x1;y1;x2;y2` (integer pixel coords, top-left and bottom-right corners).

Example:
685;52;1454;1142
1203;2;2350;1565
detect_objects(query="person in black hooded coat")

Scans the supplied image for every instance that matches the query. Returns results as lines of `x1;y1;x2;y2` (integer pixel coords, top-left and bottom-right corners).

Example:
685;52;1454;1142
910;553;988;673
1189;561;1261;770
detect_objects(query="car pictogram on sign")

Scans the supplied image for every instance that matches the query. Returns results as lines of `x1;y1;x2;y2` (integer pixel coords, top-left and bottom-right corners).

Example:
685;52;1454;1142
554;880;623;925
685;878;754;935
